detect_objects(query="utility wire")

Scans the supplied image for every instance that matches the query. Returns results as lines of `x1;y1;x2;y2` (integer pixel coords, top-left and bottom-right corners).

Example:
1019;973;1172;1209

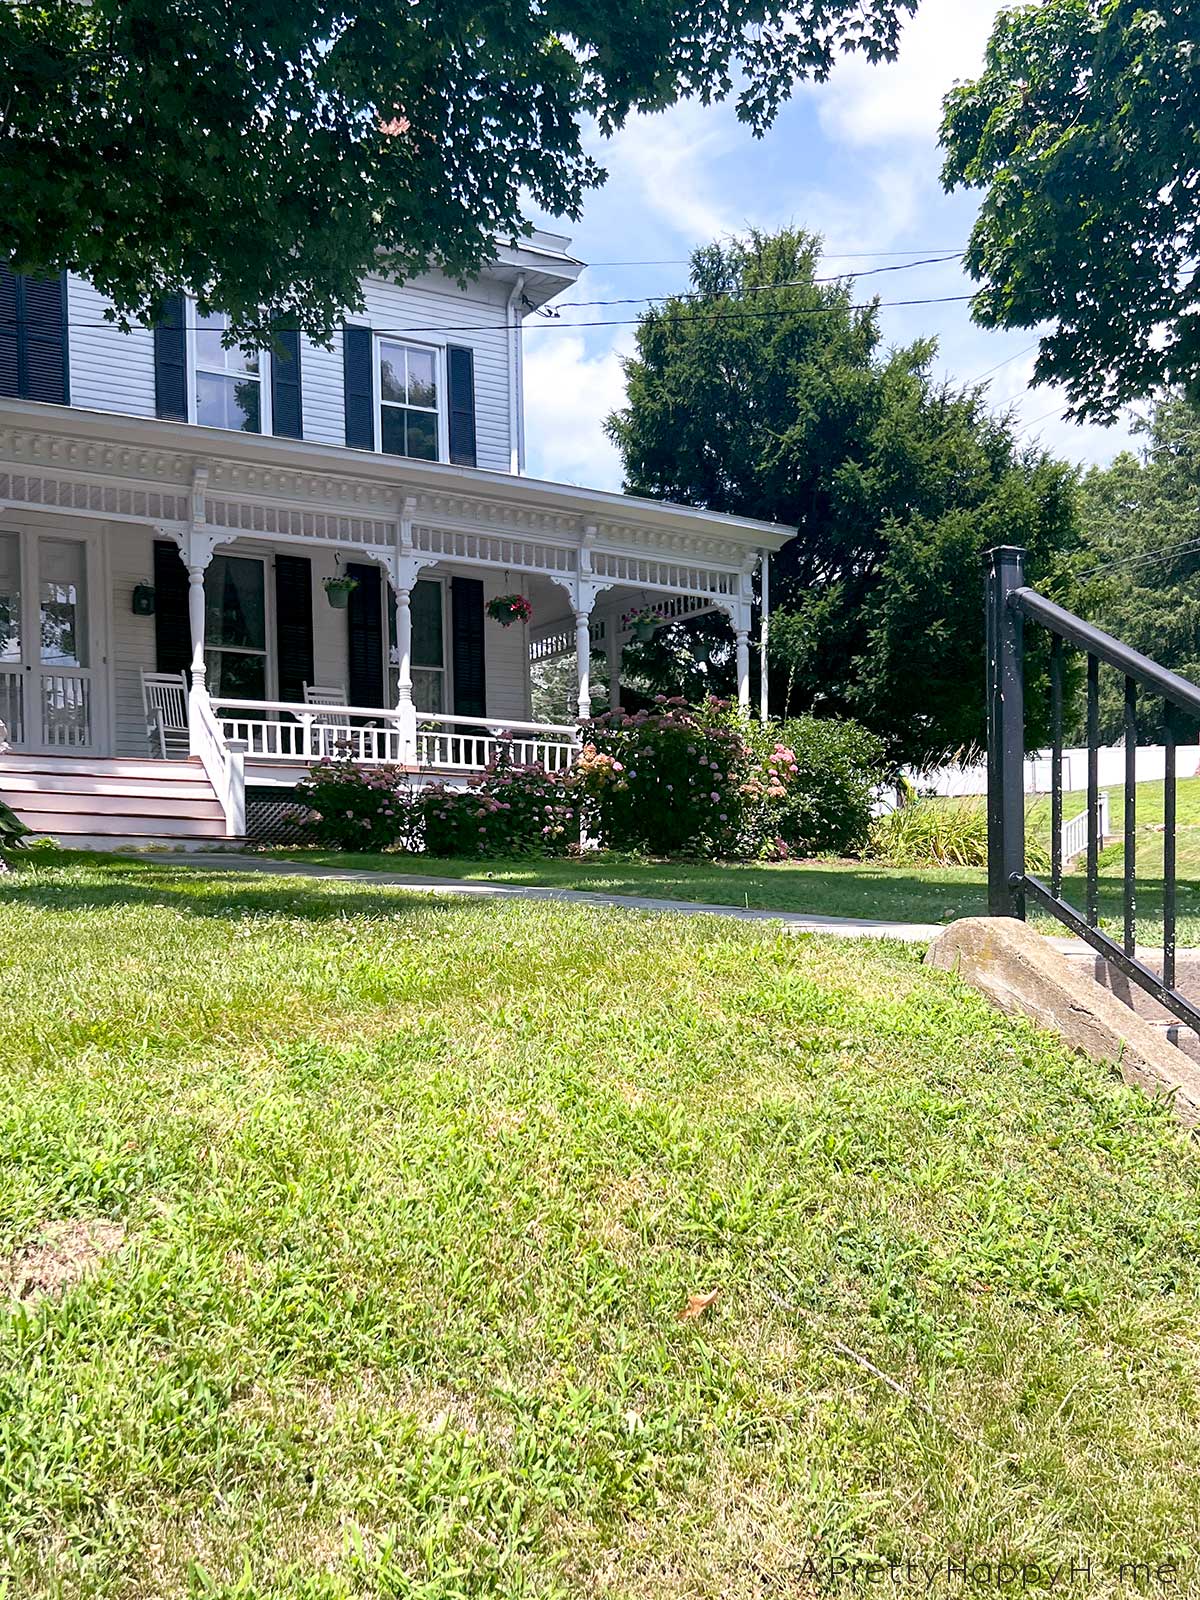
587;247;967;266
535;252;964;313
7;291;977;339
1076;535;1200;584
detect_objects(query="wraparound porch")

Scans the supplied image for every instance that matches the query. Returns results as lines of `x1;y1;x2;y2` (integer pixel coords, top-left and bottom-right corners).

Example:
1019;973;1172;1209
0;398;791;836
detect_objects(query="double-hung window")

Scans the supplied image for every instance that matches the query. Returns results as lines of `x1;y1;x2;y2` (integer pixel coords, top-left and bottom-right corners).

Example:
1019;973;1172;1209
194;310;269;433
204;554;268;699
378;339;440;461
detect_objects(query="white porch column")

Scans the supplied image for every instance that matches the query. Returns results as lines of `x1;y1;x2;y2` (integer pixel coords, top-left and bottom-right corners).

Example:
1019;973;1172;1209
605;628;621;712
735;616;751;713
759;549;770;722
187;563;208;689
575;605;592;722
392;581;417;762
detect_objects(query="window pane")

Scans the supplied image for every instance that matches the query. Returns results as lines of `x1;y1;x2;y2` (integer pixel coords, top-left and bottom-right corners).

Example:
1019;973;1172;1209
379;342;406;404
0;532;20;662
196;310;259;376
412;668;443;714
40;538;87;667
196;372;261;433
205;556;265;650
380;404;406;457
405;409;438;460
407;347;436;409
411;579;443;668
206;649;266;700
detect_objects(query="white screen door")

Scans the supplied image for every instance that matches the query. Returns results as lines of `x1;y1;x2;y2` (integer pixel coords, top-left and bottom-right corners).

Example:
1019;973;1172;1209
0;531;102;753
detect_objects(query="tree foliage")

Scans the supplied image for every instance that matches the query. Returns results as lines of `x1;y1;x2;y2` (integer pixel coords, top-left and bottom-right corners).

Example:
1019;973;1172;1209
1075;394;1200;742
606;228;1083;768
1;0;915;342
941;0;1200;422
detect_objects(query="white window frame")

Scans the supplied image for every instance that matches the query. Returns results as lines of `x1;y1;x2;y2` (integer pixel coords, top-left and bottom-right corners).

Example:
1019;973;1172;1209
391;574;452;713
187;304;272;436
373;334;447;463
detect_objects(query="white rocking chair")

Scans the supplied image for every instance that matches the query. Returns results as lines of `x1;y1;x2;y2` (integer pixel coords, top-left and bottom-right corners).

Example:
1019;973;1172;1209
303;683;349;757
142;670;190;759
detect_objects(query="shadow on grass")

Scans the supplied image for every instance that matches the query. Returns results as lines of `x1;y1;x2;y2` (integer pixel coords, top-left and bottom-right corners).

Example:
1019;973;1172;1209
0;852;472;924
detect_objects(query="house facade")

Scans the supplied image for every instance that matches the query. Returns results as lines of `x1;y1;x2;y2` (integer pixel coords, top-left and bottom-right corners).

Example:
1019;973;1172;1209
0;234;792;843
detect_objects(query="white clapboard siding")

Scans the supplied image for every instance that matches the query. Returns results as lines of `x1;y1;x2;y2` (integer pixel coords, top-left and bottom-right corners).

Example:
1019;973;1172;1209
65;270;516;472
108;523;160;759
67;276;157;417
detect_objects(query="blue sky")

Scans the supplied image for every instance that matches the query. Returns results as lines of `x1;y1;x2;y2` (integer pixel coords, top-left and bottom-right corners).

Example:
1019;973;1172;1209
523;0;1137;491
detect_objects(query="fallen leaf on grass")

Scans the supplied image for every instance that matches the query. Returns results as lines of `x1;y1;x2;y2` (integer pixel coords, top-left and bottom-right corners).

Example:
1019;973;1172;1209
677;1288;720;1321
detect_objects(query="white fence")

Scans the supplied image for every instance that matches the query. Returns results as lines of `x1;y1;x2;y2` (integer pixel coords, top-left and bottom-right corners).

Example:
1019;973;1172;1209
916;744;1200;799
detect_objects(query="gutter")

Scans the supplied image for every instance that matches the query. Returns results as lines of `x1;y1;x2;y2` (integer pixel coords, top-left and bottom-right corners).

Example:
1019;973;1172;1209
506;273;525;475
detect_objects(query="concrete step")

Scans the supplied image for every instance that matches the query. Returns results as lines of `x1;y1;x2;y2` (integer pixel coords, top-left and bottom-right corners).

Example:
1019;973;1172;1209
1055;948;1200;1023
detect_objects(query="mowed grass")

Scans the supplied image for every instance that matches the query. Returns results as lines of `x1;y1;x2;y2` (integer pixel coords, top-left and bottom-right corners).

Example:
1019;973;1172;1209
3;855;1200;1597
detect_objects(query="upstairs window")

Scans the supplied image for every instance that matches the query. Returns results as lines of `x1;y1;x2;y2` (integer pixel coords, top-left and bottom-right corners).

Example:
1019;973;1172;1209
193;310;268;433
378;338;440;461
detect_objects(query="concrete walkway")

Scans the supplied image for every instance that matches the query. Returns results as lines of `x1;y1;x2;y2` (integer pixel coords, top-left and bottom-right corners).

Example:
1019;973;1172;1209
157;853;942;943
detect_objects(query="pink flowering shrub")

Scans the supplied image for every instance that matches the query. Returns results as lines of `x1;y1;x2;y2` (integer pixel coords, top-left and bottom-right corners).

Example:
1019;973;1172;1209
577;697;746;856
295;755;419;850
741;714;886;857
420;751;581;857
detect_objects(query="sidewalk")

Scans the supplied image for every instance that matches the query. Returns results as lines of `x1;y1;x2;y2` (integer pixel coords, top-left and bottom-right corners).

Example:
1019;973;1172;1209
158;853;943;943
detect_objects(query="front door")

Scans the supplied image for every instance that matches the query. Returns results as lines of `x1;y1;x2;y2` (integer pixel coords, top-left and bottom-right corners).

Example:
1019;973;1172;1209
0;529;103;754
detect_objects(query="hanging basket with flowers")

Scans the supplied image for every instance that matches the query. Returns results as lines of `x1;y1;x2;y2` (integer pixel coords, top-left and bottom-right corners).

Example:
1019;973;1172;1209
629;608;661;643
323;574;359;609
486;593;533;627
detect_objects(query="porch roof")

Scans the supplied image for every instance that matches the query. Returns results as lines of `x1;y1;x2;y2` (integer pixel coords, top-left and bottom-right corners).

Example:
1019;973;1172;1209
0;398;791;549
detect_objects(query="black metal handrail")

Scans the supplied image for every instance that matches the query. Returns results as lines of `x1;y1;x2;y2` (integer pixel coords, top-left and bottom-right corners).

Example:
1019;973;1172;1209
985;545;1200;1035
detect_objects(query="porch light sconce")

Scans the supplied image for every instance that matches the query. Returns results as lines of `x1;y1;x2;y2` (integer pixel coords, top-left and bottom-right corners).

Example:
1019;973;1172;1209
131;582;156;617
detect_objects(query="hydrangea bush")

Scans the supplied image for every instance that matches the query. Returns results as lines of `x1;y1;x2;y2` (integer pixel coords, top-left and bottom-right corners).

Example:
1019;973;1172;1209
294;755;419;850
741;714;886;857
420;751;581;858
576;697;746;856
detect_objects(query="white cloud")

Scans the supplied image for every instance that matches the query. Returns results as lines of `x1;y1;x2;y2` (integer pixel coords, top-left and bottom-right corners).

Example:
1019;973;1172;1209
813;0;1000;147
586;102;742;245
522;331;632;490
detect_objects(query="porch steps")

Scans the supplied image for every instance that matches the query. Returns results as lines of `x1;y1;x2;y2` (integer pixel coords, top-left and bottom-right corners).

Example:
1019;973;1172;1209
1056;943;1200;1065
0;754;232;845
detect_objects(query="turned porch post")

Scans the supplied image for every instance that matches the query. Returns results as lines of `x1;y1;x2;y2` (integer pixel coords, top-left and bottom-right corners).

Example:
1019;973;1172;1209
735;622;751;712
391;576;418;764
187;563;208;690
575;605;592;723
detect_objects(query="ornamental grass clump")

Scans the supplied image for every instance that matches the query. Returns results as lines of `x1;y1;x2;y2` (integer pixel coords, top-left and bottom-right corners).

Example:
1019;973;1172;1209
295;754;419;850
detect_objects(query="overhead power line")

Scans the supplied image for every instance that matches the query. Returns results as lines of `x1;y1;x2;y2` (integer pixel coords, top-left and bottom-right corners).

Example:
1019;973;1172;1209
12;291;977;340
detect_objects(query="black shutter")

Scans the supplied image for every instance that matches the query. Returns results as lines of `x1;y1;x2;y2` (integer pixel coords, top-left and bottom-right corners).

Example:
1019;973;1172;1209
451;576;486;716
271;324;303;439
153;539;192;677
446;345;477;467
0;269;68;404
274;554;313;703
342;325;374;449
154;293;188;421
0;270;17;397
346;562;384;707
19;273;68;404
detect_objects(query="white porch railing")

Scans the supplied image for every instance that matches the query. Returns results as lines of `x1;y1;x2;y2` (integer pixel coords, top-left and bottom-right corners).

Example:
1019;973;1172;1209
190;685;247;837
212;698;580;777
416;713;578;773
1062;789;1109;864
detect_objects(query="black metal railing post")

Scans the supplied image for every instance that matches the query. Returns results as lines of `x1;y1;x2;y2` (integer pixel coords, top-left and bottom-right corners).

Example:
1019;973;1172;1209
985;545;1027;918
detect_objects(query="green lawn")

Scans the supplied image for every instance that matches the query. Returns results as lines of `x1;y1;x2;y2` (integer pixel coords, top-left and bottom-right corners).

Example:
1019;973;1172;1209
270;841;1200;946
1;854;1199;1596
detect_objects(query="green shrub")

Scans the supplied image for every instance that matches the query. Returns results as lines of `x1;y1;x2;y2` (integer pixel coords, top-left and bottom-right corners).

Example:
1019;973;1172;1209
869;797;1052;872
741;715;887;857
294;756;418;850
